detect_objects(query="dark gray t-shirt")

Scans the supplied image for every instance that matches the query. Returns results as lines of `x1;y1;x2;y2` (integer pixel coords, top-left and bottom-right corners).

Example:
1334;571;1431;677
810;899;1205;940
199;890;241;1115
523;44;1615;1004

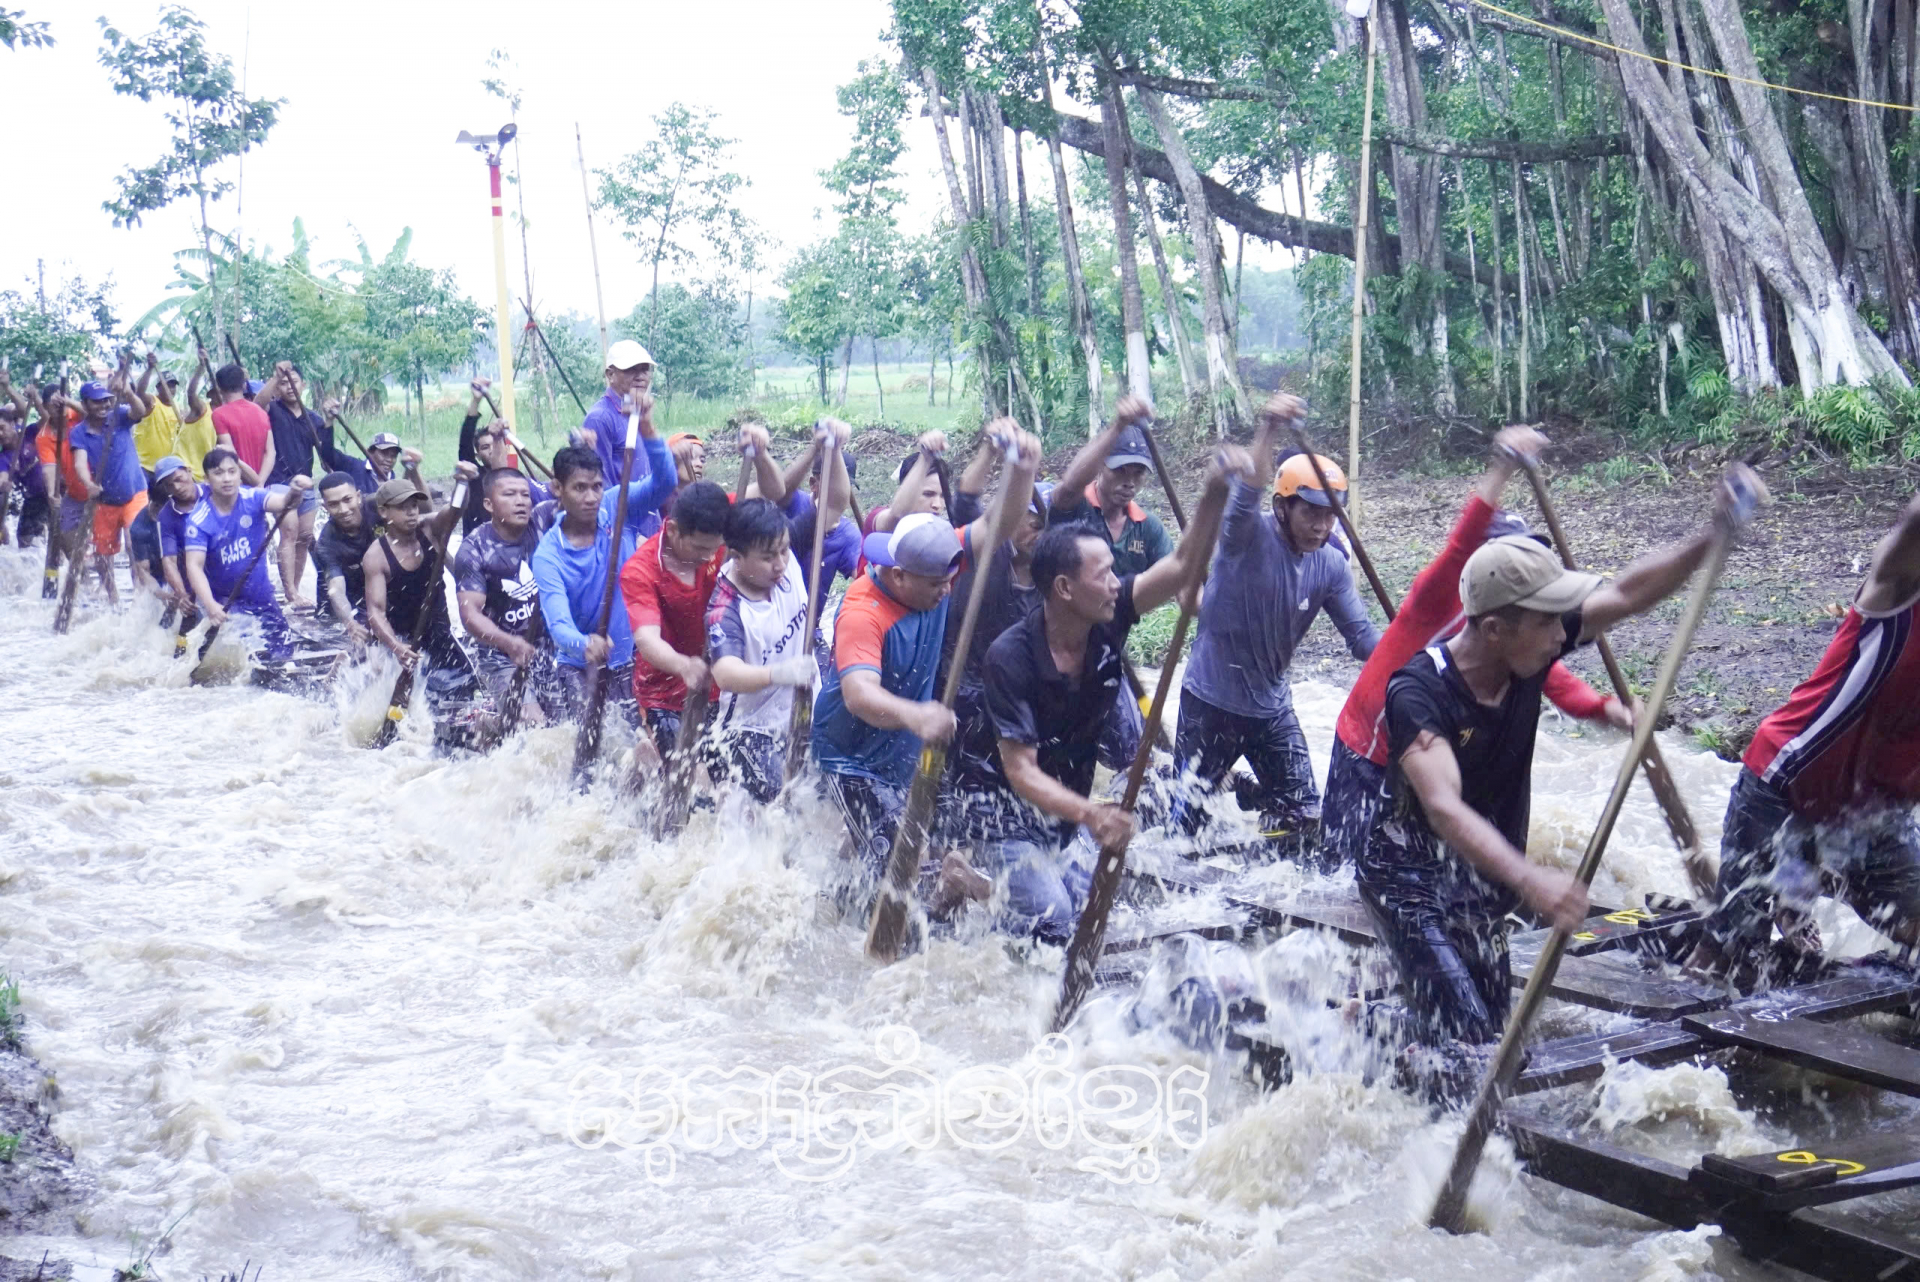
1182;478;1379;717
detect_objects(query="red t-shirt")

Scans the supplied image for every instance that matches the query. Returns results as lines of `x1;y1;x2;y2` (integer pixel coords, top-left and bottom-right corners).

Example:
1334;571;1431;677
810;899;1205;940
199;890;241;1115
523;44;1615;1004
1334;493;1610;765
621;532;725;711
212;399;271;473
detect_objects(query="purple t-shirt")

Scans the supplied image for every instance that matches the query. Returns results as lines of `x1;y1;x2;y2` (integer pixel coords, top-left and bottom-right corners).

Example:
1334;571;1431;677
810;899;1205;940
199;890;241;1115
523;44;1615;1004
784;490;861;592
183;487;277;610
577;390;656;492
157;485;209;558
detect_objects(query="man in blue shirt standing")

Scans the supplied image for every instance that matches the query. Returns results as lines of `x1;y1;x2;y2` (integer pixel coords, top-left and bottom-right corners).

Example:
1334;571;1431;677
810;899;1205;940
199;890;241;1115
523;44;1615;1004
65;373;155;604
1173;394;1380;854
573;339;658;515
533;390;678;727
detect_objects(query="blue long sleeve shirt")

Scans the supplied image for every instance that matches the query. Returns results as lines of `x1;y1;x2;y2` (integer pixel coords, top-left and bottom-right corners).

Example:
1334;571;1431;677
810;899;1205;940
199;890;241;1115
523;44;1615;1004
1182;477;1380;718
577;390;657;492
531;435;675;670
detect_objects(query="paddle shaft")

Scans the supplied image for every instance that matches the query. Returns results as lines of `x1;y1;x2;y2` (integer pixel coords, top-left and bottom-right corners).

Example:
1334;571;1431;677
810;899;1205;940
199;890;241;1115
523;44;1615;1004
1290;423;1396;621
1520;461;1702;867
784;434;837;783
571;408;643;780
326;409;373;459
473;387;558;484
1052;572;1208;1032
52;493;100;634
1129;419;1186;751
652;683;712;838
372;483;464;748
1428;525;1733;1233
495;607;546;738
865;446;1019;962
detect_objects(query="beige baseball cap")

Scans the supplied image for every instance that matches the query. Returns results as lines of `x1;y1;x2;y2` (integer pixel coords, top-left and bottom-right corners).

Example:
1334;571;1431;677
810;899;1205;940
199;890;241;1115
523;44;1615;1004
1460;535;1600;616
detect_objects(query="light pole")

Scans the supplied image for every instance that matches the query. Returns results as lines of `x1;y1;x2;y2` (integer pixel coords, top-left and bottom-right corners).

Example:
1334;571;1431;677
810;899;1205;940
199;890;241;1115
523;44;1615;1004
1345;0;1378;528
457;123;520;436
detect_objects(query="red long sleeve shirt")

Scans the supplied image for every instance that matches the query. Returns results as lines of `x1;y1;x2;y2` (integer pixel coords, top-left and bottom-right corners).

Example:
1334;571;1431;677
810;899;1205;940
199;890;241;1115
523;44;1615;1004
1334;493;1612;765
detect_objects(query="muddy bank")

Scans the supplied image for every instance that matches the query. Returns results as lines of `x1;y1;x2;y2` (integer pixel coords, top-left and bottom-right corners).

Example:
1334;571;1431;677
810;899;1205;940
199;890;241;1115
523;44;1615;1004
0;1014;90;1277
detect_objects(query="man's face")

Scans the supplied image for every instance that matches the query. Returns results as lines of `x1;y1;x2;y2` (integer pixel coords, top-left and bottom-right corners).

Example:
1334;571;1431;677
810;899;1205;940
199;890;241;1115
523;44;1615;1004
1057;536;1120;623
82;395;112;426
881;564;956;613
484;475;532;530
1012;508;1045;558
165;469;200;507
207;458;242;499
1279;496;1338;553
606;363;652;398
731;530;791;594
474;428;513;470
905;477;944;519
1101;463;1148;507
1487;608;1568;680
676;442;706;486
322;483;362;530
380;497;427;537
156;379;177;407
558;469;605;524
0;415;18;450
279;371;303;404
667;520;725;568
369;447;400;479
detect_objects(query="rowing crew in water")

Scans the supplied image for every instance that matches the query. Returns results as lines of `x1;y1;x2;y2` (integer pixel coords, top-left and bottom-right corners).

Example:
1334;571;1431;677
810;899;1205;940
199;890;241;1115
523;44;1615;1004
10;341;1916;1063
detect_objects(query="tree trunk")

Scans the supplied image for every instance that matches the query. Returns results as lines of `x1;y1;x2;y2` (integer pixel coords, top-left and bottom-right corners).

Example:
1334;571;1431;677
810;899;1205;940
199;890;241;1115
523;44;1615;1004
817;353;828;404
1378;0;1455;413
872;342;886;419
1101;73;1154;404
838;335;854;405
924;69;1004;415
1511;162;1532;419
1136;83;1251;433
1035;26;1103;435
928;350;937;405
984;96;1013;250
1486;161;1509;418
1014;130;1050;435
1132;161;1199;397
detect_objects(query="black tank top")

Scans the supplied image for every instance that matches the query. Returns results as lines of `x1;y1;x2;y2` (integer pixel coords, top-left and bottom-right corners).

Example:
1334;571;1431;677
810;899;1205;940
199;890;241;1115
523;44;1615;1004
379;534;439;639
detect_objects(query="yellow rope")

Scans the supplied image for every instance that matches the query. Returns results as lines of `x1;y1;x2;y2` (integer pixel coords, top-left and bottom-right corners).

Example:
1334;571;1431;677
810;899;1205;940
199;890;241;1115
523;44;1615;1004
1470;0;1919;113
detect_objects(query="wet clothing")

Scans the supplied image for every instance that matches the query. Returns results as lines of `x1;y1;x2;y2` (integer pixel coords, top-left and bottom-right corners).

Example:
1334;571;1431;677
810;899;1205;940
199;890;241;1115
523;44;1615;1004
89;491;148;558
812;542;970;789
1172;692;1318;833
156;488;209;562
314;500;380;620
530;437;676;671
373;534;473;683
1050;482;1173;577
182;487;292;657
1336;494;1611;767
706;560;813;736
1743;593;1920;820
63;411;145;506
453;519;551;674
622;533;725;713
134;400;216;478
1322;739;1388;870
1358;616;1588;1042
212;398;271;476
9;421;48;500
577;390;660;525
784;489;861;592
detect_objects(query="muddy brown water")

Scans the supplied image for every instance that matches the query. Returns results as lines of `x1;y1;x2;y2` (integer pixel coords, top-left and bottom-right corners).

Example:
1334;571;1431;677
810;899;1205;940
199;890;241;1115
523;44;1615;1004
0;543;1908;1280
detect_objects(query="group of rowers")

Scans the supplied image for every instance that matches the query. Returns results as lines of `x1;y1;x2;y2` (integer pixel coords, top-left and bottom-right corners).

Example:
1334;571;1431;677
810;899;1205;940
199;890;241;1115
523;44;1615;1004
5;333;1918;1054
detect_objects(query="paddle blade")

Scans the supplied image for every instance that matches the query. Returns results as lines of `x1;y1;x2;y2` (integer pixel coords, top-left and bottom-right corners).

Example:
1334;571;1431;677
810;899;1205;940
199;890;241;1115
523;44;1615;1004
571;665;610;784
783;688;813;784
863;750;944;963
651;687;710;840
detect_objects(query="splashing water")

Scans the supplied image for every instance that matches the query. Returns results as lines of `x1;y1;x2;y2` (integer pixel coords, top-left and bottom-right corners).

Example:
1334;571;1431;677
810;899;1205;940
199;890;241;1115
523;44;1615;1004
0;546;1836;1278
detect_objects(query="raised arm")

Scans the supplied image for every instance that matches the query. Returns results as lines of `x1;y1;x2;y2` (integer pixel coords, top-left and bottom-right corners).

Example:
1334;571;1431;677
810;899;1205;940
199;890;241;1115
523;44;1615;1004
742;424;785;501
1579;464;1760;640
1053;394;1151;513
1399;731;1587;929
774;436;820;508
426;463;477;544
878;430;947;533
818;419;852;525
955;431;999;500
1132;447;1251;615
959;420;1039;555
188;346;211;421
1858;492;1920;613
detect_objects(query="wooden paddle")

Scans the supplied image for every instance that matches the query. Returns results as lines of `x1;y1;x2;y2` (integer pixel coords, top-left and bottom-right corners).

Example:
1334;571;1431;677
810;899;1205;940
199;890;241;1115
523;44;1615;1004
570;398;644;784
51;490;99;635
1427;491;1749;1234
865;433;1019;963
494;608;547;739
40;369;70;600
1051;559;1215;1032
1129;419;1187;751
370;478;466;749
651;684;711;839
1519;459;1711;897
784;427;837;783
472;385;558;484
1289;423;1396;621
192;484;303;663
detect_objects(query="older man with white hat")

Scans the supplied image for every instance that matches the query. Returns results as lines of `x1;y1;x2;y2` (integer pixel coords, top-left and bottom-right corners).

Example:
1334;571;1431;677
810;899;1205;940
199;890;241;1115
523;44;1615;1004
1355;465;1759;1050
574;339;657;499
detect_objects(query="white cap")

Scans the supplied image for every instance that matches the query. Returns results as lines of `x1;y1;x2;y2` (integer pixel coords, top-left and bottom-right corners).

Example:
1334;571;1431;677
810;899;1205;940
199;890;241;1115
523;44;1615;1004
606;339;653;371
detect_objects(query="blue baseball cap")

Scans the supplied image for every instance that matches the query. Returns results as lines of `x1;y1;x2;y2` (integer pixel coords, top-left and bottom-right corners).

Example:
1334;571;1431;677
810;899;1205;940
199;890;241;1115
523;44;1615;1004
78;380;112;402
1105;425;1154;471
152;455;189;482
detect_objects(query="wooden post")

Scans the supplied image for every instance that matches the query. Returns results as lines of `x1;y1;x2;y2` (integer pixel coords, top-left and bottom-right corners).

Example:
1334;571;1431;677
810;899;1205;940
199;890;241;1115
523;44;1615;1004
1347;1;1381;529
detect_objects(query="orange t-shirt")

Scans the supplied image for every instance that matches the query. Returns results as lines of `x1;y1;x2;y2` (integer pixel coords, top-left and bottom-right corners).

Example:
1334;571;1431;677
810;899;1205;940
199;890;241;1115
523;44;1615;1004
33;408;82;495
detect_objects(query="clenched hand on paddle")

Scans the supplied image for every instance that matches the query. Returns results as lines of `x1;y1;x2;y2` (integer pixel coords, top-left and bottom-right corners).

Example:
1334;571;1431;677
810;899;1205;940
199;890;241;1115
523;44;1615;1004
784;417;854;784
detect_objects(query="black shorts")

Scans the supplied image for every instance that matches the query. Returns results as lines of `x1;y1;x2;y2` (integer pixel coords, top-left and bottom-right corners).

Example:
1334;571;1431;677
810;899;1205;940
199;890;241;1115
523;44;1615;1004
16;491;49;546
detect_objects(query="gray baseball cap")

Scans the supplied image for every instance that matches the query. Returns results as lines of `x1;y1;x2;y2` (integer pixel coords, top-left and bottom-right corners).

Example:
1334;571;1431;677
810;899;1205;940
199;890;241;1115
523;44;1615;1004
862;512;963;578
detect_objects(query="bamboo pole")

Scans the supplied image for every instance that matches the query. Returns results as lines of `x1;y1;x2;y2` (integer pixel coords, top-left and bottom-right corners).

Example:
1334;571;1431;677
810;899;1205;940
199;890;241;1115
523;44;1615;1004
1346;0;1381;529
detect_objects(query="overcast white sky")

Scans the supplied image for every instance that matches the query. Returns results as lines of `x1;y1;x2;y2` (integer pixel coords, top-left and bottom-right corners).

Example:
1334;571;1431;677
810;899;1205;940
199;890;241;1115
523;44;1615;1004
6;0;1292;338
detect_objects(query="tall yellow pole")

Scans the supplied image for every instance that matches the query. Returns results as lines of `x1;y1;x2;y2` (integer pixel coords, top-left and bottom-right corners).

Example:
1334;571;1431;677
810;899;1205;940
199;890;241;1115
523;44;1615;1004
489;153;518;431
1346;1;1379;528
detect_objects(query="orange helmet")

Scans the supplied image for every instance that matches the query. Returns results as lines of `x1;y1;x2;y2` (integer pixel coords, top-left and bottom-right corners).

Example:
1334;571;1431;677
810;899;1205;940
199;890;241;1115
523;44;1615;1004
1274;453;1347;507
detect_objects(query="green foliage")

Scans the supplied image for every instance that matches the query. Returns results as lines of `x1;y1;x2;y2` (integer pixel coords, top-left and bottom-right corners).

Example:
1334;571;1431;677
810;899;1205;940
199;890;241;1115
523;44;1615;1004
0;972;20;1051
617;284;747;401
0;274;118;373
0;1132;18;1163
96;5;281;230
0;6;52;48
1126;601;1182;666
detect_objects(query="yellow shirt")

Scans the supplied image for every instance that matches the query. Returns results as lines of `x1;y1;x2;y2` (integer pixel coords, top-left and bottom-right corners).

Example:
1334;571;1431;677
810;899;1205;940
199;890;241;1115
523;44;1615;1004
133;400;217;479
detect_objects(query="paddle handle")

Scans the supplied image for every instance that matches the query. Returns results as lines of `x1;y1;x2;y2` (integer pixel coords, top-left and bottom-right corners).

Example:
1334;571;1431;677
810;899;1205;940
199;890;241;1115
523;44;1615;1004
1429;526;1733;1233
1138;419;1187;533
785;428;837;783
653;683;711;838
1291;422;1396;621
572;405;643;780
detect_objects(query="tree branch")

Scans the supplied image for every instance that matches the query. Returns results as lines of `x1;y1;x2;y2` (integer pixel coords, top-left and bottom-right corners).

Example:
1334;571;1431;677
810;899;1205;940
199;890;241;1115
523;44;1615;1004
1430;0;1615;61
1373;126;1631;161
